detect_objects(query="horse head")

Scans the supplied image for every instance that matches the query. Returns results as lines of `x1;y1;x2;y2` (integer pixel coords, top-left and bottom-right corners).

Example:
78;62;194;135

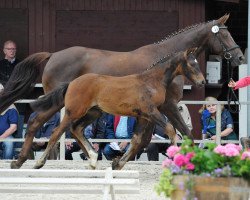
183;47;205;88
207;14;244;66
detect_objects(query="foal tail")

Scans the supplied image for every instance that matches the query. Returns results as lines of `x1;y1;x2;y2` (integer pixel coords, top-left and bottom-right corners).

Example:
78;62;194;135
30;83;69;112
0;52;52;113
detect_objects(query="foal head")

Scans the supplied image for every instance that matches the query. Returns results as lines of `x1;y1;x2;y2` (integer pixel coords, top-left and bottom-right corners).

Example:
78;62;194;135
178;48;205;87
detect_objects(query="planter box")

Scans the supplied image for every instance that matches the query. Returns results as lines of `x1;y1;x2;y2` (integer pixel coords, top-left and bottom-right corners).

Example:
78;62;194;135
171;175;250;200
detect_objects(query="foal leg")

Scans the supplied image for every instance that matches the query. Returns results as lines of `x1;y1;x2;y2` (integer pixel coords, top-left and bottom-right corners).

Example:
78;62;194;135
150;108;177;145
112;118;154;170
33;115;70;169
159;101;194;140
11;106;62;169
70;109;103;169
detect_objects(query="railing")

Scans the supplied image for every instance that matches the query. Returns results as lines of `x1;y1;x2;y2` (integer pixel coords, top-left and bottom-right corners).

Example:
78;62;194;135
1;99;247;160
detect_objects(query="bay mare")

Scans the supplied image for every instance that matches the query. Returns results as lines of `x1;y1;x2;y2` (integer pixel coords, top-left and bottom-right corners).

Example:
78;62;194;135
0;14;243;169
30;48;205;170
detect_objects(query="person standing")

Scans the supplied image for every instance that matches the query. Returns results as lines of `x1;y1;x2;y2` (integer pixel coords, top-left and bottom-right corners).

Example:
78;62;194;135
228;77;250;149
0;40;19;86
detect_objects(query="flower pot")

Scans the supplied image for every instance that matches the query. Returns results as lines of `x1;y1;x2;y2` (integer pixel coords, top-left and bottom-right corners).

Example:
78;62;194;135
171;175;250;200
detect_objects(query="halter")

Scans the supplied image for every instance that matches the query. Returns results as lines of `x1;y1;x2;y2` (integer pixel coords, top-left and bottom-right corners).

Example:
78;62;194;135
211;21;241;113
211;21;240;60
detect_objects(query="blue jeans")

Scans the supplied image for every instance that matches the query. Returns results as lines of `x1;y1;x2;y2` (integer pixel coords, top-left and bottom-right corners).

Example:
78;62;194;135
0;135;14;159
103;143;129;160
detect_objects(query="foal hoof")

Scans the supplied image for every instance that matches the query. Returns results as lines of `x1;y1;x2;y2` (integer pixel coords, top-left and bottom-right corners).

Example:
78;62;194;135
33;160;44;169
10;161;22;169
89;151;98;169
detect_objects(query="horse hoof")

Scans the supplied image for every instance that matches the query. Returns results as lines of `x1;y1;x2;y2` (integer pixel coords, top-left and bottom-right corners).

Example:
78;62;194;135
33;160;44;169
89;151;98;169
112;158;122;170
10;161;21;169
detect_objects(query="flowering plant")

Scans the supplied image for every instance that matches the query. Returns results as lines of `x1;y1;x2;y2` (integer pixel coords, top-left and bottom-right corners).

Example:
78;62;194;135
155;138;250;198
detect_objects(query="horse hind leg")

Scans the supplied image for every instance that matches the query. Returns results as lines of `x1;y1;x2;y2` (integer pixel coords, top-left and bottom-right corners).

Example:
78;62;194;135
71;124;98;169
33;115;70;169
70;108;102;169
112;118;154;170
11;106;62;169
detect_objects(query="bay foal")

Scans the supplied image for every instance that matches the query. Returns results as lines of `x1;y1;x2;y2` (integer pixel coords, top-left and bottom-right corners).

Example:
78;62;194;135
31;48;205;169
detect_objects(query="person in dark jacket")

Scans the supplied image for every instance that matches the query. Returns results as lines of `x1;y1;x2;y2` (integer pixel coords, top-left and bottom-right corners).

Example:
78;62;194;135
0;40;19;86
27;112;60;160
103;114;136;160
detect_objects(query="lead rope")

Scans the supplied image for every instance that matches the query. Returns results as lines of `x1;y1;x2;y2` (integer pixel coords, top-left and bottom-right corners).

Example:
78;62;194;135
226;58;241;113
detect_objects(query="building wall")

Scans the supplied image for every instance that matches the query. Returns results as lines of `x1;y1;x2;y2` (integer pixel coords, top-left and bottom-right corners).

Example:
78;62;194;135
0;0;208;138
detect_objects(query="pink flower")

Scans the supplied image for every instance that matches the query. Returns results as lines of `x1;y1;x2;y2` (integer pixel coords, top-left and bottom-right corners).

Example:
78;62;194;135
185;162;195;170
224;147;240;157
241;151;250;160
167;146;181;158
186;152;195;161
225;143;242;152
174;153;188;167
162;158;174;168
214;145;226;155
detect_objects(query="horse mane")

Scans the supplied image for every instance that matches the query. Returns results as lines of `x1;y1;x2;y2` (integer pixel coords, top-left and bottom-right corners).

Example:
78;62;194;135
154;20;212;44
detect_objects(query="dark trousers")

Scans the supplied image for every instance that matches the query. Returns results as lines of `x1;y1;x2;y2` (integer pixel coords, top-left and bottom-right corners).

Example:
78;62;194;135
146;143;170;161
65;142;102;160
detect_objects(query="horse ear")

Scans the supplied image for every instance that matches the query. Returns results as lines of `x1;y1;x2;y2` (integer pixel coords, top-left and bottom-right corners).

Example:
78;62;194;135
186;47;198;56
218;13;230;24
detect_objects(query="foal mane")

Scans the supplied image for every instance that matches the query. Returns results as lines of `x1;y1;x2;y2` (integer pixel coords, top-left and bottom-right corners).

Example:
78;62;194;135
146;52;177;71
154;21;211;44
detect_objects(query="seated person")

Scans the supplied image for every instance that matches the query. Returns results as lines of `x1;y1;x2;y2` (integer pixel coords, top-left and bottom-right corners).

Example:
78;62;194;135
146;103;193;161
240;137;250;150
27;111;60;160
0;83;19;159
199;96;237;141
103;114;136;160
65;112;108;160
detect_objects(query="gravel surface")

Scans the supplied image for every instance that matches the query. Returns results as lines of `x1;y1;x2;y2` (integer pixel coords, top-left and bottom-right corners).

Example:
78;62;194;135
0;160;168;200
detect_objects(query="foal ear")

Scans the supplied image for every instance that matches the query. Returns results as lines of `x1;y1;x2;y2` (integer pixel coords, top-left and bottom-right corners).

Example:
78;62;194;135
186;47;198;56
218;13;230;24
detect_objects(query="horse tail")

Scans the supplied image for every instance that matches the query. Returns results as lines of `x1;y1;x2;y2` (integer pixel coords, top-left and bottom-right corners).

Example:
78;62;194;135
0;52;51;113
30;83;69;112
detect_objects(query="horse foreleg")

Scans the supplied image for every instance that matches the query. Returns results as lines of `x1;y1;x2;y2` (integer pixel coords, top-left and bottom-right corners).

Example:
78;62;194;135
165;121;177;145
33;116;70;169
112;118;154;170
11;107;62;169
159;101;194;140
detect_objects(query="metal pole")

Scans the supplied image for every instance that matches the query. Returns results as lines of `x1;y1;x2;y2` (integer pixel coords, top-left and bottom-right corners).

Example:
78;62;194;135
247;0;250;136
59;107;65;160
216;104;221;145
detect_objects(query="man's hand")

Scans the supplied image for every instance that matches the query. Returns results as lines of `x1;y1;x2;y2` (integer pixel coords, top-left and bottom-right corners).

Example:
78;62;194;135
65;141;73;150
93;143;99;152
36;137;46;146
119;142;128;151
